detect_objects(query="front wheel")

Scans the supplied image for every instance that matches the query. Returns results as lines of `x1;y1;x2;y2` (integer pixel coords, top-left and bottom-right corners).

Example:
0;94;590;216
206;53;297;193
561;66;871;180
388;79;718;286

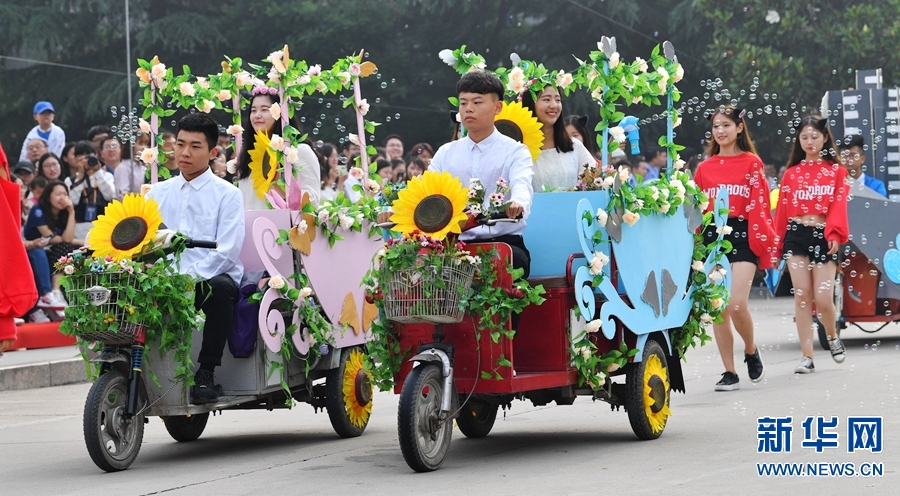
455;400;498;438
398;363;452;472
162;413;209;442
625;338;671;440
83;371;144;472
326;347;372;438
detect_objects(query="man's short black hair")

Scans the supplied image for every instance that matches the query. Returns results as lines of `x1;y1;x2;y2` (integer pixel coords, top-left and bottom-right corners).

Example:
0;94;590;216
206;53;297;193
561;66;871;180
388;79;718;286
176;113;219;150
456;71;504;101
74;140;96;156
86;125;112;141
383;134;403;146
840;134;865;150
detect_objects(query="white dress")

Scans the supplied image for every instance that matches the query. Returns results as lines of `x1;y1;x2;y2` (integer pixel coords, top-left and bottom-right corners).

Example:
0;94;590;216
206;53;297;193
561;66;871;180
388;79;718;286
531;138;595;191
238;142;321;209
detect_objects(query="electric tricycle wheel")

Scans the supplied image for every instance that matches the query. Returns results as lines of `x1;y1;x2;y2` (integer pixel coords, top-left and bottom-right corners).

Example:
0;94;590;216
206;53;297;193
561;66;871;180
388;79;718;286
326;347;373;438
625;338;671;440
162;413;209;442
83;371;145;472
398;363;452;472
455;399;498;438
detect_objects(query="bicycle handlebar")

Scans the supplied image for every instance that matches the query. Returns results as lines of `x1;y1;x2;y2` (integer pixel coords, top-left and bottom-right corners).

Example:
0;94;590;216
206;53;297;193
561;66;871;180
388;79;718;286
184;238;217;249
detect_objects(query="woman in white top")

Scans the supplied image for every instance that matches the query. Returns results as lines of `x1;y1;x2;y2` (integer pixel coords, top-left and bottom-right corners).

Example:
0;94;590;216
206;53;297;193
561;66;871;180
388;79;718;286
522;85;595;191
236;89;321;209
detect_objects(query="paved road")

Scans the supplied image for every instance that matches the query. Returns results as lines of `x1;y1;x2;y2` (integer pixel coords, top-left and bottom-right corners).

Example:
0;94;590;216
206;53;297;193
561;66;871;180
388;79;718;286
1;297;897;495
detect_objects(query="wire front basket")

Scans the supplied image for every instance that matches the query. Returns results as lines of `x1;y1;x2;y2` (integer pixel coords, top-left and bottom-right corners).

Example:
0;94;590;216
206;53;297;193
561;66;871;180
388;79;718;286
64;271;143;345
382;255;476;324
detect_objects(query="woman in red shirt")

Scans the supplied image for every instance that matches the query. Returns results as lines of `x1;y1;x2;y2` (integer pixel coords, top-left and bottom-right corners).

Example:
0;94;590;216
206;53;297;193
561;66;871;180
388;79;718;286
695;106;777;391
774;116;848;373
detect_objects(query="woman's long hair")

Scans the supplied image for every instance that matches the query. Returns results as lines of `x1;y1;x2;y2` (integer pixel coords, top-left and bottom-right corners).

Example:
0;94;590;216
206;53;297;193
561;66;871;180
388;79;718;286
237;92;322;179
786;115;840;167
37;180;70;231
522;86;573;154
705;105;758;157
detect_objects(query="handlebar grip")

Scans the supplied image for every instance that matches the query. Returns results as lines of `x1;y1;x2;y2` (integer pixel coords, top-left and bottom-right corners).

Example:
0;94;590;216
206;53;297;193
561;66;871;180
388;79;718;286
184;238;217;249
488;212;524;221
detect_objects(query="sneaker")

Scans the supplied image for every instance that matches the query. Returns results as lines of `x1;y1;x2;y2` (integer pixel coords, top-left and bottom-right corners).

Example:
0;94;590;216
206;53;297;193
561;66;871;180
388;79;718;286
795;356;815;374
744;347;765;383
828;336;846;363
36;291;68;310
190;368;220;404
27;309;51;323
715;371;740;391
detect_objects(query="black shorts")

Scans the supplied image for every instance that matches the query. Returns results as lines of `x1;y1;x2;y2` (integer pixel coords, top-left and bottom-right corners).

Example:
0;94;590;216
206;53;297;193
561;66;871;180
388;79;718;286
702;217;758;266
782;222;838;264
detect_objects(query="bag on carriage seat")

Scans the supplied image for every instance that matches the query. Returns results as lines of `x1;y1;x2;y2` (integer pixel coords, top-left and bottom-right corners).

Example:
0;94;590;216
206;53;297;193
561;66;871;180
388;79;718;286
229;284;260;358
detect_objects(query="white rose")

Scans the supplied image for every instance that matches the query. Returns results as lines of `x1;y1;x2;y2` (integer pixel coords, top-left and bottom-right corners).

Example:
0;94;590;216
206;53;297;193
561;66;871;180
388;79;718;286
766;10;780;24
585;319;602;334
438;49;457;67
691;260;705;272
673;63;684;83
716;225;733;235
367;179;381;194
178;81;195;97
507;79;526;94
151;63;166;80
284;146;299;164
589;251;609;275
698;198;710;211
267;67;281;82
710;298;724;309
216;89;232;101
555;71;573;89
590;86;604;102
227;124;243;136
673;159;686;170
269;134;285;151
349;63;361;76
196;76;210;89
235;71;252;86
357;98;370;116
299;287;313;299
268;275;286;289
635;57;648;73
336;71;351;85
508;66;525;83
673;114;682;128
617;165;630;183
708;270;724;283
200;99;215;113
296;219;308;235
603;176;615;188
308;64;321;76
339;214;354;230
609;126;626;143
596;208;608;225
659;202;671;213
138;119;152;134
269;102;281;121
317;210;330;223
656;66;669;92
700;313;713;323
608;51;620;69
156;79;168;90
226;159;237;175
622;210;640;226
632;95;643;105
348;167;365;179
297;74;311;86
140;147;158;164
348;134;360;146
64;265;75;275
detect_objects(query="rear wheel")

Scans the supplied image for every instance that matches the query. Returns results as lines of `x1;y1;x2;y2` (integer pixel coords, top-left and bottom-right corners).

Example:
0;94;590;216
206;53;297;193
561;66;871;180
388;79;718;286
455;400;498;438
162;413;209;442
625;339;670;440
326;347;372;438
398;364;452;472
83;371;144;472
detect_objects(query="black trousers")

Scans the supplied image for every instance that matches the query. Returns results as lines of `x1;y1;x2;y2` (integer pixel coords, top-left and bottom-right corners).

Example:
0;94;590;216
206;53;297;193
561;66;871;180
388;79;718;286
194;274;239;367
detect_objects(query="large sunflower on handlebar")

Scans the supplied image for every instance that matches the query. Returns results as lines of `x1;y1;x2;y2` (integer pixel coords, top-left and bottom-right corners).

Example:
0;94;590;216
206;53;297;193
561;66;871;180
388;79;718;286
389;171;469;240
86;194;164;262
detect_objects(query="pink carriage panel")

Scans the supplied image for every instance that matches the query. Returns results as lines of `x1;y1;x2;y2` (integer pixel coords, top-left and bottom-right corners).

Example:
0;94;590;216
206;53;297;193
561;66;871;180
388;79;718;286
239;210;294;280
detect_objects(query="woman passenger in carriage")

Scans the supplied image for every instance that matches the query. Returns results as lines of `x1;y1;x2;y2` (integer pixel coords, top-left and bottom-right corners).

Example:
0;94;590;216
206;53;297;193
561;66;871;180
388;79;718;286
522;85;594;191
235;87;321;209
694;105;777;392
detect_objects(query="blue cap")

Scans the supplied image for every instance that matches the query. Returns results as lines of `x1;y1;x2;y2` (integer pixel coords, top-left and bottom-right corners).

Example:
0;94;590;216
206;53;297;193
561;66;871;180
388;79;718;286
33;101;55;114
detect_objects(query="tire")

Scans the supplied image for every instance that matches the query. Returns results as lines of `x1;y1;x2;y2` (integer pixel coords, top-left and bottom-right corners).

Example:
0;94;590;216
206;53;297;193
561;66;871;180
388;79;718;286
398;364;452;472
162;413;209;442
83;371;144;472
455;400;498;438
625;338;671;440
326;347;372;438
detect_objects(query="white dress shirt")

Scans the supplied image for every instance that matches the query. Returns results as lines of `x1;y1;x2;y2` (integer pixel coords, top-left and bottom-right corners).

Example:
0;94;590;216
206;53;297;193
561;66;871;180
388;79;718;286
429;128;533;240
114;159;146;199
146;168;245;285
238;142;321;209
532;138;595;191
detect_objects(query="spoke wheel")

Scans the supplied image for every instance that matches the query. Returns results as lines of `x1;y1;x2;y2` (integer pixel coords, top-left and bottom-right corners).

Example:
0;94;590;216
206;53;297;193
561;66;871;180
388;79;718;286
455;400;498;438
83;371;144;472
625;339;670;440
326;347;372;438
398;364;452;472
162;413;209;442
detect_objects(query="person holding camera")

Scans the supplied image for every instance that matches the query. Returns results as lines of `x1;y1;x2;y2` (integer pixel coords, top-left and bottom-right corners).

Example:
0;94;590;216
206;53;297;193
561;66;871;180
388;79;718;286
67;141;115;241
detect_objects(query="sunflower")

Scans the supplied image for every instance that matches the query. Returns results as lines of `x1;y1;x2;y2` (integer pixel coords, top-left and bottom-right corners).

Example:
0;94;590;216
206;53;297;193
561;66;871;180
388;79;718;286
495;101;544;161
341;348;373;428
390;170;469;240
643;353;671;434
86;194;164;262
248;129;279;199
